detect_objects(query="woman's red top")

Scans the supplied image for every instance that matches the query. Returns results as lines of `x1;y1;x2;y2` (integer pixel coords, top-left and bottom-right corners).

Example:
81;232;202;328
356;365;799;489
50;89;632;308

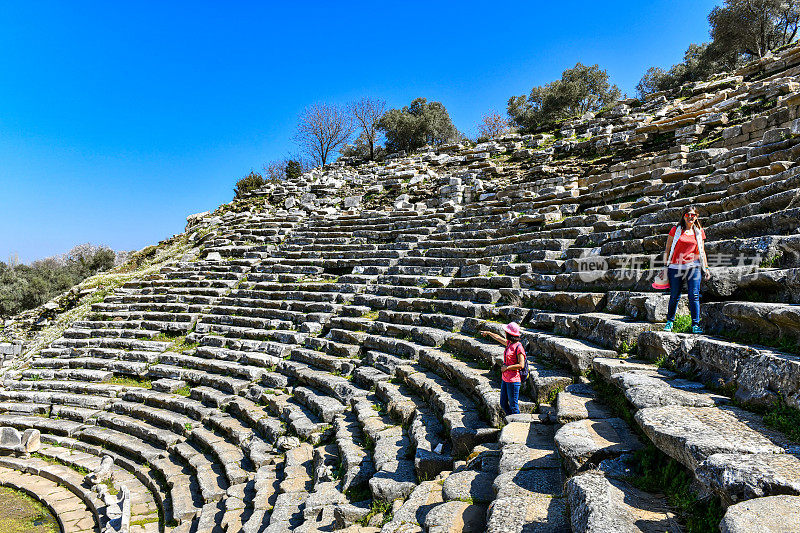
502;342;525;383
668;226;706;265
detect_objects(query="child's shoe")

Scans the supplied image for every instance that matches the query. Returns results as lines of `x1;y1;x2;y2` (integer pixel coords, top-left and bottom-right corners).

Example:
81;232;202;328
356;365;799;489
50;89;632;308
692;325;704;334
664;321;673;332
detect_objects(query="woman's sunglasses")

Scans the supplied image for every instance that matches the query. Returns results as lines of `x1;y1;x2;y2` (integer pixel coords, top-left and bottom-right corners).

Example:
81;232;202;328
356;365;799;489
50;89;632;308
685;213;697;219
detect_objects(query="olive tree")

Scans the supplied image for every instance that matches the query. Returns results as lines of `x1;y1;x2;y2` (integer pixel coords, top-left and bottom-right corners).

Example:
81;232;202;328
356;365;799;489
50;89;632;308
710;0;800;59
636;1;799;98
378;98;460;154
508;63;621;130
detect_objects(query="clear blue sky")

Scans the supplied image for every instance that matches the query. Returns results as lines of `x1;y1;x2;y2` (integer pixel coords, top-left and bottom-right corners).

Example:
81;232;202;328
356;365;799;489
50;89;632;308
0;0;719;263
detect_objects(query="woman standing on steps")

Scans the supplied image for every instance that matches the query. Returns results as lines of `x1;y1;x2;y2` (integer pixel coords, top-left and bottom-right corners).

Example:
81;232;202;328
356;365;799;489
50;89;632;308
481;322;526;416
661;206;711;334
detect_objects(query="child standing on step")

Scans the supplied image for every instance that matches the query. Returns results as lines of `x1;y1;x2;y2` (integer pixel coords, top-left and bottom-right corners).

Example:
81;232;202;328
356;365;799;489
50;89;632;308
481;322;526;416
662;206;711;334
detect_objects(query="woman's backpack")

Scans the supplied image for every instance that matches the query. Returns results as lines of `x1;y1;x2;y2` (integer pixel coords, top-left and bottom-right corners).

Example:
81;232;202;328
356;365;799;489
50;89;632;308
514;342;530;382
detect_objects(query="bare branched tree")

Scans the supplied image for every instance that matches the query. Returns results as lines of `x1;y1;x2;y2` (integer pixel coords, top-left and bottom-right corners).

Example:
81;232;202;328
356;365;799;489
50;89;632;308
477;111;510;139
347;97;387;160
294;103;355;166
262;160;287;181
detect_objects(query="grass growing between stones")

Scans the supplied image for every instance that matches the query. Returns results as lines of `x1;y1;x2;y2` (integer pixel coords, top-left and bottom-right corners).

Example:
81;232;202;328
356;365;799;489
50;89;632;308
759;399;800;444
345;484;371;503
361;310;380;321
130;516;160;527
170;335;199;352
630;445;724;533
672;314;692;333
546;384;567;406
0;487;59;533
589;373;636;428
103;375;153;388
31;452;89;475
359;498;393;527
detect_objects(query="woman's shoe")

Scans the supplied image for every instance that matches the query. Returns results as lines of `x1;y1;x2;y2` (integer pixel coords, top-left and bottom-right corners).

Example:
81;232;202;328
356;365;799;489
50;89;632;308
692;325;704;334
664;321;673;332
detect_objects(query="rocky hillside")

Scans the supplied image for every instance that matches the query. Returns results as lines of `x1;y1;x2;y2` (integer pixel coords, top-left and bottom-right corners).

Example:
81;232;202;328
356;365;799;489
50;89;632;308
1;43;800;533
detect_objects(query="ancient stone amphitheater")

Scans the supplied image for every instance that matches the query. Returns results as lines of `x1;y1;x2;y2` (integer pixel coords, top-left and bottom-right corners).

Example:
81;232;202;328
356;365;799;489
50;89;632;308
3;45;800;533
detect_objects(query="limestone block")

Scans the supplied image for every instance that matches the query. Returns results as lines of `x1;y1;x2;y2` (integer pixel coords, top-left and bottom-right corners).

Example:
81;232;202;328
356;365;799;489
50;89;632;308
86;454;114;485
344;196;362;208
720;496;800;533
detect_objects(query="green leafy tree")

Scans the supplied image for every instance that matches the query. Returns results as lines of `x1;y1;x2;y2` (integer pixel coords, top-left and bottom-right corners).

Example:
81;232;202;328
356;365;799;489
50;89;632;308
636;43;738;97
341;134;387;161
508;63;621;130
710;0;800;59
378;98;460;154
636;1;799;98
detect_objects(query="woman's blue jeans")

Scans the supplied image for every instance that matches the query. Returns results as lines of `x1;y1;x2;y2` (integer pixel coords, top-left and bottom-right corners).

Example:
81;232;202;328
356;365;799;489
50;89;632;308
666;266;701;326
500;380;521;415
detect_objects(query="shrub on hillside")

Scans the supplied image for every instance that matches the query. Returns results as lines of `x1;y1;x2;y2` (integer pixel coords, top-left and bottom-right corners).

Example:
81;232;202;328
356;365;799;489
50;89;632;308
507;63;621;131
285;160;303;180
378;98;461;154
234;171;266;199
0;244;116;317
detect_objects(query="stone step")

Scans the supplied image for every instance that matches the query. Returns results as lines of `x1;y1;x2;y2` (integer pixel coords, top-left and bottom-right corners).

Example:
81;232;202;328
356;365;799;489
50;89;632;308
0;459;104;533
720;495;800;532
380;480;443;533
394;362;498;457
255;390;329;445
353;293;490;318
702;300;800;342
51;337;172;352
267;442;313;530
592;356;800;505
638;331;800;407
522;326;618;374
527;310;655;352
30;357;149;376
350;396;417;503
199;312;294;331
371;378;454;479
22;368;113;382
202;323;307;344
566;471;681;533
555;417;644;475
487;421;568;532
333;412;375;492
217;295;341;314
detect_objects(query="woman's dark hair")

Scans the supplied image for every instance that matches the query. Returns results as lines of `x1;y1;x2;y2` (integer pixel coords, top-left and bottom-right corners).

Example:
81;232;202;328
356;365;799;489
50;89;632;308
677;206;703;232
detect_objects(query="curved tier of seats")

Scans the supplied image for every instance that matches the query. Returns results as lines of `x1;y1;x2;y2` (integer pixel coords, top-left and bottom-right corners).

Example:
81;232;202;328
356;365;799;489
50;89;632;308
5;43;800;532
